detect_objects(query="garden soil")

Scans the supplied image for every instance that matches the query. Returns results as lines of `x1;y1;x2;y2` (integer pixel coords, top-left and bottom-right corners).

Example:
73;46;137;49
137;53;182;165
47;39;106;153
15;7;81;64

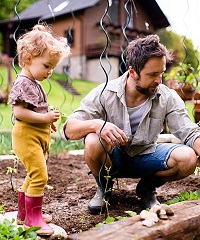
0;152;200;236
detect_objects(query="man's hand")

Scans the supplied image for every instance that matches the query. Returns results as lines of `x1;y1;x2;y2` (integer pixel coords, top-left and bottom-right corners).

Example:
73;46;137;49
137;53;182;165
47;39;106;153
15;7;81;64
96;120;129;148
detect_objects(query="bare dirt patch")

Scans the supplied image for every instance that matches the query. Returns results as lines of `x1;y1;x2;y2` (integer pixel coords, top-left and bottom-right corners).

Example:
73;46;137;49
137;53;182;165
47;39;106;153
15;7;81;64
0;153;200;236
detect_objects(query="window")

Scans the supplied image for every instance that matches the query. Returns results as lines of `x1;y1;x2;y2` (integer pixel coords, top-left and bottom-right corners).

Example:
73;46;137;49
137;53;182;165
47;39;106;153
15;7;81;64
127;2;134;29
109;0;119;25
65;29;74;47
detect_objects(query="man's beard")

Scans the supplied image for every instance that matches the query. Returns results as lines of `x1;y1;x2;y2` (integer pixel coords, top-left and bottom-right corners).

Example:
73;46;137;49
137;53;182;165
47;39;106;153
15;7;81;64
134;76;158;97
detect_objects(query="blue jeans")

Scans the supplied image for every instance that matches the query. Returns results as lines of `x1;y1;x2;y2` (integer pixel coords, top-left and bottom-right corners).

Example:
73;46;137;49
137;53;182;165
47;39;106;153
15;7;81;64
109;143;185;178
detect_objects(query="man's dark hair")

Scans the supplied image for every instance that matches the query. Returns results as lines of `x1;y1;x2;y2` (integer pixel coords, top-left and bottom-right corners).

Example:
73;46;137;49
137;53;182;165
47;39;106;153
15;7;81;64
125;34;173;75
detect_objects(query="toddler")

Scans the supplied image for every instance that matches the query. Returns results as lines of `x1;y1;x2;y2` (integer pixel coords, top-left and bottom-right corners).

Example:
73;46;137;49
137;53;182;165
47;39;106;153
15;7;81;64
9;23;70;236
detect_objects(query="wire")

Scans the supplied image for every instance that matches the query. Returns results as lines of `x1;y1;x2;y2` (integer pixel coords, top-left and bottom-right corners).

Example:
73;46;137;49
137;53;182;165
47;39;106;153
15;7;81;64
119;0;131;74
12;0;21;75
46;0;55;23
98;0;111;194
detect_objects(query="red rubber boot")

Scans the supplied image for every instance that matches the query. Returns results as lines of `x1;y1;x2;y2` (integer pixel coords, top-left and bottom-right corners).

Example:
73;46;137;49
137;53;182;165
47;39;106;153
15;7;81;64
24;194;54;236
17;190;52;225
17;190;26;225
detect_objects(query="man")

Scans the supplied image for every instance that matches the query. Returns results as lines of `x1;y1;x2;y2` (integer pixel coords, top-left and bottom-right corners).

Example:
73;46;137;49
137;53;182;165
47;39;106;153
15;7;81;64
64;34;200;214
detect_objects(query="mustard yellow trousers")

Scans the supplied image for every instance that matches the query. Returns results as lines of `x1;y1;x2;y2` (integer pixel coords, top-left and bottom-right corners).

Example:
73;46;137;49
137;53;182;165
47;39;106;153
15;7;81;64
12;120;51;195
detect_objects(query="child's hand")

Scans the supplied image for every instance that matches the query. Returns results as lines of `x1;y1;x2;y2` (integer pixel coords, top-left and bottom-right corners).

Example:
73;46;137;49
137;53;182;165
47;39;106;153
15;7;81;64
45;110;60;123
48;105;68;123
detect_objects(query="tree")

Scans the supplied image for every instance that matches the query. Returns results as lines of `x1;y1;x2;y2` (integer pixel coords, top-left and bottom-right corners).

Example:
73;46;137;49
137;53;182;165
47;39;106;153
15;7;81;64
156;28;199;69
0;0;38;52
0;0;37;20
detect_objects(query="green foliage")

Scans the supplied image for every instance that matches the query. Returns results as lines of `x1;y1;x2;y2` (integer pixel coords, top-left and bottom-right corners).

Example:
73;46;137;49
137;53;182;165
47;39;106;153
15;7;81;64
0;68;97;155
124;210;137;217
95;211;137;227
49;138;84;155
0;0;37;20
0;67;98;130
0;131;84;156
163;63;198;87
6;166;17;174
0;218;39;239
166;190;200;205
0;205;5;214
0;132;12;155
156;28;199;68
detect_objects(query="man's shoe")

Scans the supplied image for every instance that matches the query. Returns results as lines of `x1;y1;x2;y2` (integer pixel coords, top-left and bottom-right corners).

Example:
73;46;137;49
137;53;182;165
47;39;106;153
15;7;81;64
139;191;160;209
88;175;113;214
88;186;106;214
136;178;161;209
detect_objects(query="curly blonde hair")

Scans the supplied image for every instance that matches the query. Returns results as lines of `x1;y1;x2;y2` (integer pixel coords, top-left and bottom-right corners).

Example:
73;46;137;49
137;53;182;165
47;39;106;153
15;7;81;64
17;23;70;67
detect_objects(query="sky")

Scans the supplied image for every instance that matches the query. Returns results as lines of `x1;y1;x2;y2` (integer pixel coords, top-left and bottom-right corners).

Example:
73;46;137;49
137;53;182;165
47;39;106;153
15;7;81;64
156;0;200;49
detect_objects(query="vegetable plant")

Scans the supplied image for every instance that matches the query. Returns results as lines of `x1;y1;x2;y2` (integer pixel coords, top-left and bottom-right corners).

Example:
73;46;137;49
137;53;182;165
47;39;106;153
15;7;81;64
166;190;200;205
0;218;39;240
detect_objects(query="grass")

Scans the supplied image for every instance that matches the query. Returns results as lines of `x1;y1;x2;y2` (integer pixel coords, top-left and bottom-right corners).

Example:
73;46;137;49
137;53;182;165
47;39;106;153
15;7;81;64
0;67;98;130
0;65;196;129
0;131;12;155
0;131;84;155
0;66;97;155
0;65;198;155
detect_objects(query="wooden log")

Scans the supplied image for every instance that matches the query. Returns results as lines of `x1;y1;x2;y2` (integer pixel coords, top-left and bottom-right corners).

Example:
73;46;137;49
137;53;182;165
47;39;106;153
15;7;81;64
67;200;200;240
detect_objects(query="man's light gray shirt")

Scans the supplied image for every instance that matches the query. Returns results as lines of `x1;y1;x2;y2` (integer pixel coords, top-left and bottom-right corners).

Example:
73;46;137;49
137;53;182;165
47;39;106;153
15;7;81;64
66;71;200;157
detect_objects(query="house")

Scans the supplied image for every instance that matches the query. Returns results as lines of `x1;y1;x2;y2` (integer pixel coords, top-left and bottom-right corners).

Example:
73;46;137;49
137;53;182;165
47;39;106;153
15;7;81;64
0;0;169;83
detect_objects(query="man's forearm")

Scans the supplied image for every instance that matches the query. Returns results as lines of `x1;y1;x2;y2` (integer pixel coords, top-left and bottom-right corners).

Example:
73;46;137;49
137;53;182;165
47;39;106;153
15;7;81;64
64;118;101;140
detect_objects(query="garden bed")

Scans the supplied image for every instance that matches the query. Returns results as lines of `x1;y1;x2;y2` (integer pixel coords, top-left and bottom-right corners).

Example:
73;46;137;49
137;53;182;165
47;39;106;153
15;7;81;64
0;153;200;236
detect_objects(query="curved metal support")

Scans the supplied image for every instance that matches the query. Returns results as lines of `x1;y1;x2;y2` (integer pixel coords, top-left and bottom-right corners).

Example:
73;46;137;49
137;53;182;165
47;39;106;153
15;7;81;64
120;0;133;74
12;0;21;75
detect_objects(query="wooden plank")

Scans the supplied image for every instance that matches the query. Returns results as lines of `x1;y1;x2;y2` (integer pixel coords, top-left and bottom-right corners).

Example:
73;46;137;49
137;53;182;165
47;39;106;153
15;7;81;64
67;200;200;240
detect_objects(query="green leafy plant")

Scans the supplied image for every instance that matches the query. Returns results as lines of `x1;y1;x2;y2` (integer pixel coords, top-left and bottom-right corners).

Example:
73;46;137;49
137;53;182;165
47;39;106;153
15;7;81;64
164;63;200;100
4;155;19;192
0;218;39;239
95;210;137;227
6;166;17;191
0;205;5;214
102;166;112;215
166;190;200;205
164;63;198;89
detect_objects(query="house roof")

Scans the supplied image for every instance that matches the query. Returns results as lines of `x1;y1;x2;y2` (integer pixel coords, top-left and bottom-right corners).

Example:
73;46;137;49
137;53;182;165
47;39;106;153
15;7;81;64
0;0;100;25
140;0;169;29
16;0;100;21
0;0;169;29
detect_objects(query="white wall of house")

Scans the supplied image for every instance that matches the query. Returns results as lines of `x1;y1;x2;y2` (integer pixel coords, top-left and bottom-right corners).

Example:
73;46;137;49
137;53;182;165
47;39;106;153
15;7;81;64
86;57;119;83
55;56;120;83
55;55;86;80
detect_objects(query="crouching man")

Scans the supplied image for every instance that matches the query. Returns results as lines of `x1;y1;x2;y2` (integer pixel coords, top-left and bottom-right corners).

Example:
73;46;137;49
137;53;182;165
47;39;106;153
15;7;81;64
63;34;200;214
